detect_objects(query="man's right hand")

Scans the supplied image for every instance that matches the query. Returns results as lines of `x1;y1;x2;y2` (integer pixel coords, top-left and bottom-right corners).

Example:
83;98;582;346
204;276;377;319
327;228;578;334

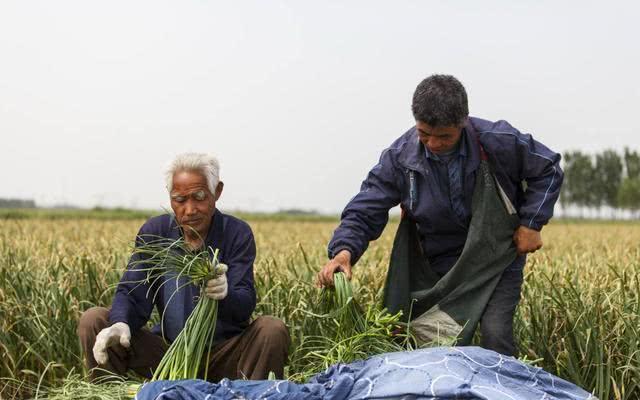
316;249;353;288
92;322;131;365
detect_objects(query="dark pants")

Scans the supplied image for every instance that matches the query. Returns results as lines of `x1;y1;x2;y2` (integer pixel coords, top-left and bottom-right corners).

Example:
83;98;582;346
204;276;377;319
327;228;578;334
479;267;524;357
77;307;290;381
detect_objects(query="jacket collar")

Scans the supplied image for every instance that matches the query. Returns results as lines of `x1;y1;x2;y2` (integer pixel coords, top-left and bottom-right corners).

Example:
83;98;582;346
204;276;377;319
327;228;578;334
463;118;481;177
206;209;225;250
397;127;427;172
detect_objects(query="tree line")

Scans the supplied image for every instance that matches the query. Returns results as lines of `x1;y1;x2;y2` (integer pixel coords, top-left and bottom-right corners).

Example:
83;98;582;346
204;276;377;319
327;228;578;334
560;147;640;218
0;198;36;208
2;149;640;220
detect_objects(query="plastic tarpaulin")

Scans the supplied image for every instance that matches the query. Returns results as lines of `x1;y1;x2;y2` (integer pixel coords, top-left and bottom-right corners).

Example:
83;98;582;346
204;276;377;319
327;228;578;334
135;346;596;400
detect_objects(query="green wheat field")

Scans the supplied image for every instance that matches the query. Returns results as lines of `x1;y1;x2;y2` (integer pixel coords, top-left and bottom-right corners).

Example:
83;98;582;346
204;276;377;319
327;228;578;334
1;212;638;399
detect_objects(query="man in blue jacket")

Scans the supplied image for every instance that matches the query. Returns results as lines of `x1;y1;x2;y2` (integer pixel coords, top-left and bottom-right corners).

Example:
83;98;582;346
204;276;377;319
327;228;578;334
78;153;290;381
317;75;563;356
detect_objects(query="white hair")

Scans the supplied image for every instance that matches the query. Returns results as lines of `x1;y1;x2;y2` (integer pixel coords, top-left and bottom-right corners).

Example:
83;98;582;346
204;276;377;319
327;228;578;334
165;153;220;194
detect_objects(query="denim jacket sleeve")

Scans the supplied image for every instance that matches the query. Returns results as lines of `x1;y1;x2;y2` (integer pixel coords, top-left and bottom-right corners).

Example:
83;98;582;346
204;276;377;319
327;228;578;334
216;224;256;323
109;223;157;331
480;120;564;231
328;146;402;265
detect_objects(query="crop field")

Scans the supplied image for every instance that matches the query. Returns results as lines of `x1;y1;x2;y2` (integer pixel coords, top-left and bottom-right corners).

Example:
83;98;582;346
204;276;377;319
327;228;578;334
0;214;639;399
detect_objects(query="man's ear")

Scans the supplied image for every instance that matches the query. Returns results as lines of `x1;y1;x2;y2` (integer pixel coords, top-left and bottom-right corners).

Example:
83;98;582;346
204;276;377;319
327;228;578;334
214;181;224;201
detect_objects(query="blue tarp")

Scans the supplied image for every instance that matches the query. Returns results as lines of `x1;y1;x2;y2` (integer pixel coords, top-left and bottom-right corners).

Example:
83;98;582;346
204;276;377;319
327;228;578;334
135;346;596;400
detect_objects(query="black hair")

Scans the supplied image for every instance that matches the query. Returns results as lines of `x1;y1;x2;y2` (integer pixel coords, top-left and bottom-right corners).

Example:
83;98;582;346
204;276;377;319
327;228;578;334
411;74;468;126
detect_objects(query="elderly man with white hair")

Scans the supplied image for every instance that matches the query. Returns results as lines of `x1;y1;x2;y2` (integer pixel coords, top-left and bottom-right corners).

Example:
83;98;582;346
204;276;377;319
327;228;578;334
78;153;290;382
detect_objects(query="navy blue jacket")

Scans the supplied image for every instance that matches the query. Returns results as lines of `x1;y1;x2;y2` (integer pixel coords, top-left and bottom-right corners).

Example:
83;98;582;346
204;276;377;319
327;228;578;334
328;117;563;271
110;210;256;343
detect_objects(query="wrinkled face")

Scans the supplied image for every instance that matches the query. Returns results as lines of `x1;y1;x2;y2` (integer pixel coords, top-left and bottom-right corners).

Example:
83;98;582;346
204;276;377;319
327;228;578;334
416;120;463;154
170;170;222;240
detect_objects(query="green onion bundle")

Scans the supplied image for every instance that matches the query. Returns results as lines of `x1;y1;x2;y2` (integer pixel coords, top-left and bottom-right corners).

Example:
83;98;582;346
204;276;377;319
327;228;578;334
288;272;412;380
127;236;225;380
321;272;366;336
152;268;223;381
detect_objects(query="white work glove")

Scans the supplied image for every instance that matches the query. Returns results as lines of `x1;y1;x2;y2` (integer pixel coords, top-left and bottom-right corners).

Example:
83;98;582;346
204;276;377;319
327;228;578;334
92;322;131;365
204;264;228;300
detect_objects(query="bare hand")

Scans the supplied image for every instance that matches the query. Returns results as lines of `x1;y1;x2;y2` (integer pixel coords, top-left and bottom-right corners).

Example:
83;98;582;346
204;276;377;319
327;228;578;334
316;249;353;288
513;225;543;255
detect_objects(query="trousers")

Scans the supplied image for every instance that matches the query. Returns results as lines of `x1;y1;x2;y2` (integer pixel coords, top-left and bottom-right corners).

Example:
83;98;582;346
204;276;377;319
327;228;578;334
77;307;290;381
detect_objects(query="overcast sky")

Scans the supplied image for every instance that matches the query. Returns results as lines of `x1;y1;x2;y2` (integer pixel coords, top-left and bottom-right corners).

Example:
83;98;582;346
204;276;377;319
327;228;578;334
1;1;638;213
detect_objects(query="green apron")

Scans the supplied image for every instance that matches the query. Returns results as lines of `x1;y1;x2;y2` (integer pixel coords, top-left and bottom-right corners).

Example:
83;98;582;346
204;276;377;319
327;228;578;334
383;158;520;345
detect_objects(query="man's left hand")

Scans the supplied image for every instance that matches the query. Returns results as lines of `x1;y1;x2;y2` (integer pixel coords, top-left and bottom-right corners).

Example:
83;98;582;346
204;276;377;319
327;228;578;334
513;225;543;255
205;267;228;300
